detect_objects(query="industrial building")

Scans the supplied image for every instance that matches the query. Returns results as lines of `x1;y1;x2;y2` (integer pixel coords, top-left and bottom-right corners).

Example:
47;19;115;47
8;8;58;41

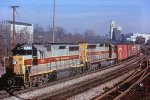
109;20;122;41
127;33;150;43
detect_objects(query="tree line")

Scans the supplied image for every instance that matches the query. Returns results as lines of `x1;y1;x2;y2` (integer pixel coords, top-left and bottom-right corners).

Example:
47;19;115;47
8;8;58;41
33;24;105;43
0;24;105;57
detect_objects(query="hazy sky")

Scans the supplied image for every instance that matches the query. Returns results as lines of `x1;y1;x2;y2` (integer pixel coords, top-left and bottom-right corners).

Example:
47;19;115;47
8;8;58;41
0;0;150;35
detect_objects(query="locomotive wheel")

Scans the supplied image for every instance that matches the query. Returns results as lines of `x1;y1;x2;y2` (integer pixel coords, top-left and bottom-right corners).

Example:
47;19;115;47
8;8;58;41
30;76;39;87
24;82;29;88
70;67;80;76
70;68;76;76
40;74;48;85
80;67;84;74
6;87;14;94
38;76;43;85
52;71;57;81
44;74;49;83
48;71;57;82
76;68;80;74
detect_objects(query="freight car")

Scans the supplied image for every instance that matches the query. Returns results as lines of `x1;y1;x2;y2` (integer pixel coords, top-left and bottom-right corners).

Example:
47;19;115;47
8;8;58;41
127;44;140;58
116;44;141;61
0;43;140;90
116;44;128;61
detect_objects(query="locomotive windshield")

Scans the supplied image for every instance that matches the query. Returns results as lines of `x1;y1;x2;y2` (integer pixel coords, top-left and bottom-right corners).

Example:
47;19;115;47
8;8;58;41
13;44;34;56
13;49;32;55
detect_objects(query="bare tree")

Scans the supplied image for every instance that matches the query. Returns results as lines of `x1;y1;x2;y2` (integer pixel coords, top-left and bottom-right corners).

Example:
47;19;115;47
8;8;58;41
55;27;66;42
16;27;31;44
33;25;105;43
83;29;96;42
0;22;11;56
47;26;66;43
0;35;5;57
61;33;84;43
33;24;46;43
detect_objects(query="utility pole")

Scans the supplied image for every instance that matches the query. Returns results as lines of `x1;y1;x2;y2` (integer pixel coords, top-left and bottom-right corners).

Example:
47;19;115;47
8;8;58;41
11;6;19;48
52;0;56;43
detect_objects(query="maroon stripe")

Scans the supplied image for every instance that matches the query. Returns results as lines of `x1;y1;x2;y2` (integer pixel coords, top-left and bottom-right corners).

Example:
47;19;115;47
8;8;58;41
24;55;79;65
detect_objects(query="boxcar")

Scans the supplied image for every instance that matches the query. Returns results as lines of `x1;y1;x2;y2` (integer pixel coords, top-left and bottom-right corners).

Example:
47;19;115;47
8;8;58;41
127;44;140;58
127;44;135;57
116;44;128;61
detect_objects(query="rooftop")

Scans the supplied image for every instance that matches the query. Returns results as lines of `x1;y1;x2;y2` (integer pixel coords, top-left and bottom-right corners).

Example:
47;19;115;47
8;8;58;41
7;21;32;26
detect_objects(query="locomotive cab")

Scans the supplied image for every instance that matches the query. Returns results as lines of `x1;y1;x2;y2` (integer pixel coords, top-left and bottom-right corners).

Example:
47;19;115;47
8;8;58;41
8;44;36;86
13;44;36;59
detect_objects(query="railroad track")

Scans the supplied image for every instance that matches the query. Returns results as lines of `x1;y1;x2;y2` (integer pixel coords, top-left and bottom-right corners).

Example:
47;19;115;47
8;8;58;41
93;58;150;100
34;56;143;100
0;56;143;99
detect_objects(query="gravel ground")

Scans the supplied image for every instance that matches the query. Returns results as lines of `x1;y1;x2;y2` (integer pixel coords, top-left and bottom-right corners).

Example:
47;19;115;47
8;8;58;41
4;59;138;100
67;70;135;100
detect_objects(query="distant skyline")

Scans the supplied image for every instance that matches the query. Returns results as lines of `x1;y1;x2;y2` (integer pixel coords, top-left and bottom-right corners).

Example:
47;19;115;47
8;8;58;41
0;0;150;35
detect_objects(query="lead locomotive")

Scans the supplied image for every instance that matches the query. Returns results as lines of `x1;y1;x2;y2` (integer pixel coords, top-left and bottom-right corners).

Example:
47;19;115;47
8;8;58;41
0;42;140;90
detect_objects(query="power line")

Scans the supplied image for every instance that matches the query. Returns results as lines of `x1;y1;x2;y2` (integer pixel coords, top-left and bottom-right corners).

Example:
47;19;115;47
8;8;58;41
20;9;40;18
16;10;29;23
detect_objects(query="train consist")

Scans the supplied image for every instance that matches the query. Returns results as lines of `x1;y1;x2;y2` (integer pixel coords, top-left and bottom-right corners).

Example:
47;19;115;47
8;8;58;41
0;42;140;89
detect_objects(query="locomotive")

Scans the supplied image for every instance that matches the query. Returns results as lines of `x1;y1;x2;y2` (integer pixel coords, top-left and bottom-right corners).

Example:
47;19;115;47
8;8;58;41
0;42;140;90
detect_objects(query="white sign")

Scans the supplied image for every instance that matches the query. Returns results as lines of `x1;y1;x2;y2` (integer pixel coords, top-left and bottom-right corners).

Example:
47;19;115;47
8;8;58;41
24;46;32;50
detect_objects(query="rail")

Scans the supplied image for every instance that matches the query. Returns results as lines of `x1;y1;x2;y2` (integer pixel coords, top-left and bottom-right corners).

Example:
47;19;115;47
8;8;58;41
35;57;143;100
0;56;143;99
93;58;150;100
